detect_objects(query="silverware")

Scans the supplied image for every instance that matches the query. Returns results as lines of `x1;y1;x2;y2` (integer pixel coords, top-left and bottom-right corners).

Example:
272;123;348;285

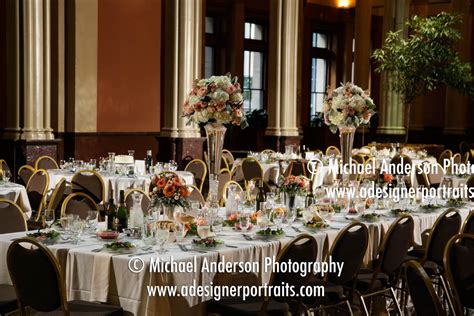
242;234;253;241
225;244;238;248
292;226;302;233
91;248;103;252
178;244;207;253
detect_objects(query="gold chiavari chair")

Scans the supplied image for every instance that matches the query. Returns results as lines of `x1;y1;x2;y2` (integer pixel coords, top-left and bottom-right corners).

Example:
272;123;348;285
124;188;151;215
71;169;106;205
184;159;207;192
17;165;35;186
438;149;453;166
325;146;340;156
26;169;50;222
0;199;27;234
34;156;59;170
61;192;99;219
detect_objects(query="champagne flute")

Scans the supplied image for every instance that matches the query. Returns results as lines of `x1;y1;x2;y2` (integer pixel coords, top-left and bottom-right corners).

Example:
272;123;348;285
86;210;98;233
44;209;55;230
174;222;185;244
156;228;170;254
286;208;296;227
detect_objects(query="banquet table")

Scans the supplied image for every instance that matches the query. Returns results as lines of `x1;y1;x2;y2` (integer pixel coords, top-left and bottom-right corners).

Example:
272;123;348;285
232;159;280;183
0;182;32;218
0;202;471;315
46;170;194;202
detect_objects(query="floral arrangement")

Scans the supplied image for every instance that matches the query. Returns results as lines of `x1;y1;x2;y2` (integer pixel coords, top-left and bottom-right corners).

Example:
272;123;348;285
150;172;190;208
323;82;376;133
279;175;308;195
183;73;248;128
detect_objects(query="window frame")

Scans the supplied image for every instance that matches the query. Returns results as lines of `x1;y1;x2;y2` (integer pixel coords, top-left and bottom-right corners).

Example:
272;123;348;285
309;30;335;117
243;18;268;112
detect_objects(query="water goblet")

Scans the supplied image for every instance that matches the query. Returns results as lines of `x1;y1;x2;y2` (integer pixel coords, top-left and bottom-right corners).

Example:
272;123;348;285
212;217;224;235
239;213;251;232
156;228;170;254
142;221;157;246
286;208;297;227
43;209;55;230
272;208;285;229
86;210;98;232
174;222;185;244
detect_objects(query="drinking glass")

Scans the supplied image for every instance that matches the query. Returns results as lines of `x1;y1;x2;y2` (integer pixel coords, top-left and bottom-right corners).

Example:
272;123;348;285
197;225;211;238
272;208;285;229
44;209;55;229
86;210;98;232
239;213;251;232
70;218;85;244
142;222;157;246
59;160;66;169
89;159;97;169
212;217;224;234
286;208;296;227
156;228;170;254
128;150;135;157
174;222;185;244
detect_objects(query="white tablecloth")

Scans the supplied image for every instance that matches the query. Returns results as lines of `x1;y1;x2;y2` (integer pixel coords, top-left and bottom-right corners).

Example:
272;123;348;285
233;159;280;183
47;170;194;202
0;182;32;218
0;203;470;315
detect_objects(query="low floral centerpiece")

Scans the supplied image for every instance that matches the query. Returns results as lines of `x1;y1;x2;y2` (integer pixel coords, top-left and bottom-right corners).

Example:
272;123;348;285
323;82;376;185
150;172;191;219
183;73;248;201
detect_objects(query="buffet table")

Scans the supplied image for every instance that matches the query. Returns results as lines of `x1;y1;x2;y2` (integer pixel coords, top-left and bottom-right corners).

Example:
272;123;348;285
0;203;471;315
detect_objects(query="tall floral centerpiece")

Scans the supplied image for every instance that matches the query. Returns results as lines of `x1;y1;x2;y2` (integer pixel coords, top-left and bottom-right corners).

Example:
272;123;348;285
279;175;308;209
323;82;376;185
150;172;191;219
183;73;248;200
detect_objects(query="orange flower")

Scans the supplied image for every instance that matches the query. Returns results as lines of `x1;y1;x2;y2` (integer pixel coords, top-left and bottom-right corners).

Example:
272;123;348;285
156;178;167;189
384;173;394;184
228;214;237;221
172;176;182;187
179;186;190;197
163;185;176;198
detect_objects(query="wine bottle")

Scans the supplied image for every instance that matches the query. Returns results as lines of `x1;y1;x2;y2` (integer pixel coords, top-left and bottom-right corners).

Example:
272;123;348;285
256;179;266;212
116;190;128;232
305;180;315;208
145;149;153;174
106;198;116;230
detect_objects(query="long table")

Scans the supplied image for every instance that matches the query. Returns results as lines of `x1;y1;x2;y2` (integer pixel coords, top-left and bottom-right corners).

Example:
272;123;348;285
0;203;471;315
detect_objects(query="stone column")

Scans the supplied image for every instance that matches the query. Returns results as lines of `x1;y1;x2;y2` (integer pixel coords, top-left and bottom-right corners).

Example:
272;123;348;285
377;0;410;137
353;0;372;89
265;0;301;151
444;0;471;136
158;0;205;162
21;0;54;140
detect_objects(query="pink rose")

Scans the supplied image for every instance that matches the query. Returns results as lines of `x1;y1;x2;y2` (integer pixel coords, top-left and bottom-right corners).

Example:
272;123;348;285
234;108;242;117
227;85;237;94
234;83;241;90
216;102;226;112
198;87;207;97
207;106;216;113
209;83;217;92
183;101;194;114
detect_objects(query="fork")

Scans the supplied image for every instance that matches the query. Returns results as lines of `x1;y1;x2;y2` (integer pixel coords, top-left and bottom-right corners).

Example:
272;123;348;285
242;234;253;241
292;226;302;233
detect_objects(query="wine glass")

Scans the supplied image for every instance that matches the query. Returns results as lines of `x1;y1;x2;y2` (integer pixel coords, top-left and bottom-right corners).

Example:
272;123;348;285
86;210;98;232
239;213;251;232
156;228;170;254
272;208;285;229
286;208;296;227
44;209;55;230
70;217;85;244
212;217;224;235
142;221;157;246
3;170;11;183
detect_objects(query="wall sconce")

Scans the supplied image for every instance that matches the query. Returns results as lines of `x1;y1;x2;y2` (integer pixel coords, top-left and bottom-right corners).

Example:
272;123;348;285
337;0;350;8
